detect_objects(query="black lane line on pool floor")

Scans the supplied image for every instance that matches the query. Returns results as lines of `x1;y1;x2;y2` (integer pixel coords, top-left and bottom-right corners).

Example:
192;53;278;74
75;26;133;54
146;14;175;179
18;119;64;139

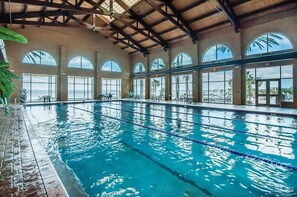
71;106;297;172
97;104;297;144
121;141;213;196
106;102;297;130
54;107;213;196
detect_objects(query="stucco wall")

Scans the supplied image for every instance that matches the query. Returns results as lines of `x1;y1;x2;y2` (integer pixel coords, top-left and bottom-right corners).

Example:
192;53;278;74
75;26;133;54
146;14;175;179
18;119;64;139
131;15;297;107
5;26;131;101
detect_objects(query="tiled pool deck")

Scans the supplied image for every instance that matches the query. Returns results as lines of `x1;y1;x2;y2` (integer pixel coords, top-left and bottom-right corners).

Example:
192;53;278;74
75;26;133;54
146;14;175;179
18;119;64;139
0;106;67;197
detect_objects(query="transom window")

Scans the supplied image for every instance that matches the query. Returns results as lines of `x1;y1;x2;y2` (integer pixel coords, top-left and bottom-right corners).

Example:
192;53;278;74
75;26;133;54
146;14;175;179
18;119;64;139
102;61;121;72
151;58;165;71
246;33;293;56
172;52;193;67
22;73;57;102
202;70;233;104
101;78;121;98
134;62;145;73
68;56;93;69
22;50;57;66
202;44;233;63
68;76;94;101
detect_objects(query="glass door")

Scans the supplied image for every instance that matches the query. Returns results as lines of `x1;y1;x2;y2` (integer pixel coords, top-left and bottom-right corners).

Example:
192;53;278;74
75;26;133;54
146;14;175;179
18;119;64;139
256;79;280;106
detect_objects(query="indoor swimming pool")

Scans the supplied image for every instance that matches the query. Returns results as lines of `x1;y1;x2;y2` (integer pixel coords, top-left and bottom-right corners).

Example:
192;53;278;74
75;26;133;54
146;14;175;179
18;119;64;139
25;101;297;196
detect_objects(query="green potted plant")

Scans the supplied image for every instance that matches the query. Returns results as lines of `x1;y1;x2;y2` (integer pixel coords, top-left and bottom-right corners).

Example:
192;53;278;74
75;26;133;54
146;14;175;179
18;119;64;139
0;27;28;115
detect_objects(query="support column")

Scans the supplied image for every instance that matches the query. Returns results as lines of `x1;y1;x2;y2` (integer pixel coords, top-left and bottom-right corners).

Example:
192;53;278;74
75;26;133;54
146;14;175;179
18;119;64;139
95;52;101;99
59;46;67;101
195;42;200;102
145;76;150;99
165;74;171;101
233;66;242;105
293;61;297;108
193;70;199;102
145;55;150;99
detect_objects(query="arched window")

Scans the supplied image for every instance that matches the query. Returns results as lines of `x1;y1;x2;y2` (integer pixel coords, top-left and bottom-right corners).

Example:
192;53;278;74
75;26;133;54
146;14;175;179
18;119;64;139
134;62;145;73
246;33;293;56
22;50;57;66
102;61;121;72
172;52;193;67
68;56;93;69
202;44;233;63
151;58;165;70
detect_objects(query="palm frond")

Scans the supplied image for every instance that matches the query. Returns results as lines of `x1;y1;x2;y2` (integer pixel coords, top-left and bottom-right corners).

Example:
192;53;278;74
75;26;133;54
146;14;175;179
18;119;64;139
0;26;28;44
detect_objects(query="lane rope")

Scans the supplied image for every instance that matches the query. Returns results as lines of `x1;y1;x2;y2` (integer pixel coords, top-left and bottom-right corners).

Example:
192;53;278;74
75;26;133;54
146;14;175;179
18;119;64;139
108;101;297;130
97;104;297;144
70;106;297;172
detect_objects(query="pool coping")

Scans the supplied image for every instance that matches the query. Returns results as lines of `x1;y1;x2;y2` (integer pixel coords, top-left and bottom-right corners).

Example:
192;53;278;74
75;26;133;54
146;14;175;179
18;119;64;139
22;99;297;117
22;107;69;197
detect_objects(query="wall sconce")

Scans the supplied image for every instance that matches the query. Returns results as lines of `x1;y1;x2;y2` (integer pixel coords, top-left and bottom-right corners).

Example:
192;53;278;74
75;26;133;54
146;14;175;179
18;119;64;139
212;67;218;71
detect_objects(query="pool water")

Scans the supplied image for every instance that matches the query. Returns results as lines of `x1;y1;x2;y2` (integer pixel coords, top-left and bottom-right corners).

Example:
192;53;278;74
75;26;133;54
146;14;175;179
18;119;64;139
26;101;297;196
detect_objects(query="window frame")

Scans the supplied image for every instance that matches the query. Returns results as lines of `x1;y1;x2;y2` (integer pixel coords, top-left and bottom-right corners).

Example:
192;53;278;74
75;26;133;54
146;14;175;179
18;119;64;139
171;73;193;100
202;44;233;63
101;78;122;98
68;56;93;69
134;62;146;73
202;70;233;104
151;58;166;71
101;60;122;72
172;52;193;67
133;78;146;99
245;32;294;57
22;73;57;102
150;76;166;100
22;50;57;66
67;76;94;101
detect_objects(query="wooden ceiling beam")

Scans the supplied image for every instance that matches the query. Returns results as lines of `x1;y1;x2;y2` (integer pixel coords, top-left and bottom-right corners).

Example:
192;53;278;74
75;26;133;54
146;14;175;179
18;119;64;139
39;7;47;23
215;0;240;32
21;4;28;28
110;23;149;55
113;0;246;34
0;0;105;15
1;10;85;20
0;18;81;27
114;0;169;49
63;0;85;24
239;0;295;19
143;0;196;43
1;2;6;15
80;0;106;22
163;0;197;42
178;0;208;13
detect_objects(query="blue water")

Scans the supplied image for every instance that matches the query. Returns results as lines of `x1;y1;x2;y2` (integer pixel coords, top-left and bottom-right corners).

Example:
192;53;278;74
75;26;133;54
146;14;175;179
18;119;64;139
26;101;297;196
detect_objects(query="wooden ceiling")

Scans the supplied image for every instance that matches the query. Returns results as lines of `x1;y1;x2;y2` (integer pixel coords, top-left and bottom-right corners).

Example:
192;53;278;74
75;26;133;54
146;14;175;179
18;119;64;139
0;0;296;56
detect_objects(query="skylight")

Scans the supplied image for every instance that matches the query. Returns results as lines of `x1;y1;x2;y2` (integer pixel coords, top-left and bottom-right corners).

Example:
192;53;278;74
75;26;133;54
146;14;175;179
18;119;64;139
100;0;141;22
